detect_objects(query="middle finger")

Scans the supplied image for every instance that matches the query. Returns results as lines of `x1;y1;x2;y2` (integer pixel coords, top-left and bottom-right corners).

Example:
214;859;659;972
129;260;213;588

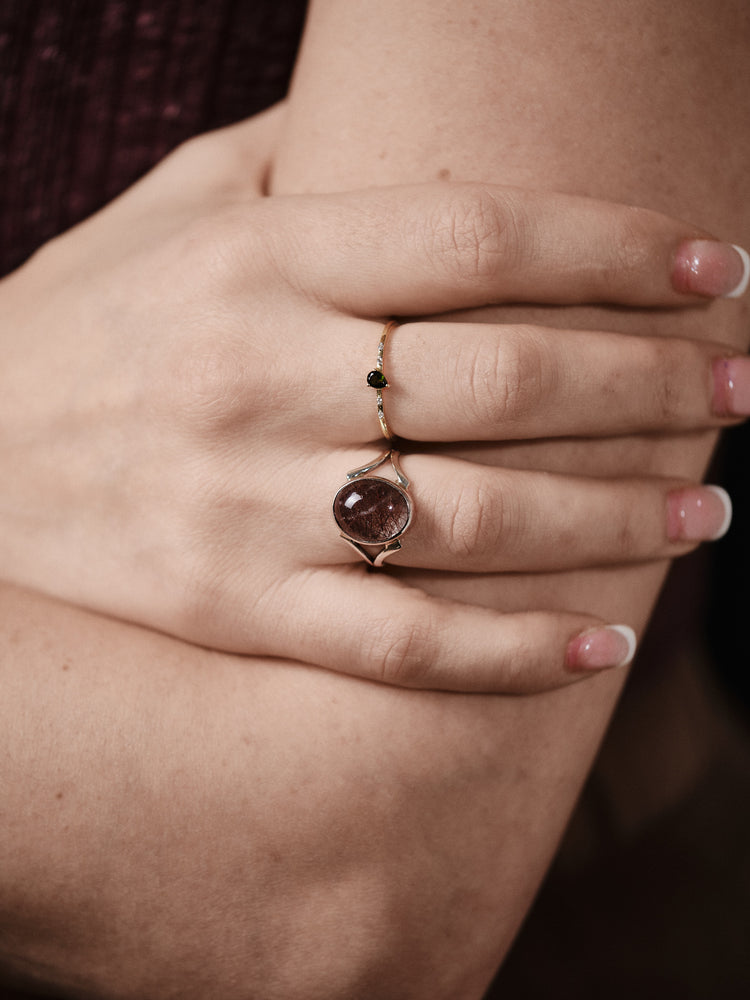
324;320;750;444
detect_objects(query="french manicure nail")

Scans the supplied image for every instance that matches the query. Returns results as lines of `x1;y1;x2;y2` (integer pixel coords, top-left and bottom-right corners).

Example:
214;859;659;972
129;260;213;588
672;240;750;299
666;485;732;542
566;625;637;671
713;356;750;417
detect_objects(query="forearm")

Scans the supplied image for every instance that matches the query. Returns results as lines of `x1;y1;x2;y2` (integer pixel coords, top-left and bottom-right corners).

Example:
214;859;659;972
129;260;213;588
275;0;749;222
1;583;582;1000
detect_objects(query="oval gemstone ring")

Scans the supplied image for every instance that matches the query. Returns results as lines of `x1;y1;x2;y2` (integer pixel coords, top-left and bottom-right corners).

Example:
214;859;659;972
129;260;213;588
333;450;413;566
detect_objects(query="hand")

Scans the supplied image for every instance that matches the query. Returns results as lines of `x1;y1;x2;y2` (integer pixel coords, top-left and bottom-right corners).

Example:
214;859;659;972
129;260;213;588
1;112;747;692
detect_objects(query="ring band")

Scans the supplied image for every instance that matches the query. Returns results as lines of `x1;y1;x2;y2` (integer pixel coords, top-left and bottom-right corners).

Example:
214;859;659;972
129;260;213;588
366;319;397;442
333;450;413;566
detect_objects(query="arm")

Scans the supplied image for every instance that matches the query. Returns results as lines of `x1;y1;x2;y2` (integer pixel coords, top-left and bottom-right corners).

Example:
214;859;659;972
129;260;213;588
269;0;750;973
5;138;734;997
1;110;738;690
2;9;749;995
0;581;600;1000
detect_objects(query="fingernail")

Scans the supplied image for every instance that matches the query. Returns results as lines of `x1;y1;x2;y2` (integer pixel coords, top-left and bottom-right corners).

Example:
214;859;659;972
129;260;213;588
713;356;750;416
666;485;732;542
672;240;750;298
567;625;637;671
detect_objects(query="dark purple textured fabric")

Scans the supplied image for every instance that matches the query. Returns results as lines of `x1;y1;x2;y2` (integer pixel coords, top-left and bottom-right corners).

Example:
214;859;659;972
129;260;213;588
0;0;307;278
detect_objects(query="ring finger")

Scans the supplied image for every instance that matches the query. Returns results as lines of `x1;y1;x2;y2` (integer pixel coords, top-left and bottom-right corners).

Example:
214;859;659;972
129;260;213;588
326;452;732;572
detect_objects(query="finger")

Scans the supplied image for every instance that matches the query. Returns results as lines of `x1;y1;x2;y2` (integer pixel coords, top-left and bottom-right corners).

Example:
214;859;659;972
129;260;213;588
405;459;731;572
263;569;637;694
388;325;750;442
261;183;750;314
326;321;750;444
326;454;732;573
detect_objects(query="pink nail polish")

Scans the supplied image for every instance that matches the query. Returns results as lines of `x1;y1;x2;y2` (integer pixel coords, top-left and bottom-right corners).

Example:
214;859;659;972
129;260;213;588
672;240;750;298
566;625;637;672
713;356;750;417
666;485;732;542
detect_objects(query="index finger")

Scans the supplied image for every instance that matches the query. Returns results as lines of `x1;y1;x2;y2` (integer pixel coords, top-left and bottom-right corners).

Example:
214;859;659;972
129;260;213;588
261;183;749;315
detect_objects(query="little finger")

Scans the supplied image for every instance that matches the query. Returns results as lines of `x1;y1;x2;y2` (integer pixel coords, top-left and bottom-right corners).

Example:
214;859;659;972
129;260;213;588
265;569;638;693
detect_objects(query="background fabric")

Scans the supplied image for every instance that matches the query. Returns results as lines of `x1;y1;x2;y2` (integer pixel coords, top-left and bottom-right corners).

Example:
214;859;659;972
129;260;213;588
0;0;307;278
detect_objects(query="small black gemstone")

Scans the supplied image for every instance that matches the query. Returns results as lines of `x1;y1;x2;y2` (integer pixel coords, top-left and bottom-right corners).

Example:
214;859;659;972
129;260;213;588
366;370;388;389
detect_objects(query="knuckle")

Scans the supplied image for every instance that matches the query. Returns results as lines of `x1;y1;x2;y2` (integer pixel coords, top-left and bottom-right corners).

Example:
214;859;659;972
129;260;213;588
458;329;556;431
168;201;278;307
140;513;221;643
445;474;505;557
493;330;557;427
428;186;529;284
174;529;258;646
370;611;438;688
167;332;253;432
152;210;285;433
176;209;251;290
175;566;224;644
457;337;499;427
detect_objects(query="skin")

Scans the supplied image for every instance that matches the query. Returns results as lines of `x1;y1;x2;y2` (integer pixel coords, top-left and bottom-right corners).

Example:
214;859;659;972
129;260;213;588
268;0;750;986
2;114;738;1000
1;2;750;997
0;131;741;689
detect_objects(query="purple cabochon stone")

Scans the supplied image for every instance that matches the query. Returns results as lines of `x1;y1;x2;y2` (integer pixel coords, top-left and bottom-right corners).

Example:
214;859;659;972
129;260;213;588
334;478;410;545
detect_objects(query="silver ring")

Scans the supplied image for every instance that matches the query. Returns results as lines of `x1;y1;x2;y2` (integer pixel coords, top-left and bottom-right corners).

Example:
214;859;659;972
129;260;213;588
333;450;412;566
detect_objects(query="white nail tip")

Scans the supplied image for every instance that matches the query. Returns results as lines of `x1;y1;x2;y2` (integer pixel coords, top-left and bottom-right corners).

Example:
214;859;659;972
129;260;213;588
705;485;733;540
725;244;750;299
609;625;637;667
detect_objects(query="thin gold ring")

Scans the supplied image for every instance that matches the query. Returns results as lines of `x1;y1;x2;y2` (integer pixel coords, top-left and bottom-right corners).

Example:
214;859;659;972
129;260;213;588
366;319;397;442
